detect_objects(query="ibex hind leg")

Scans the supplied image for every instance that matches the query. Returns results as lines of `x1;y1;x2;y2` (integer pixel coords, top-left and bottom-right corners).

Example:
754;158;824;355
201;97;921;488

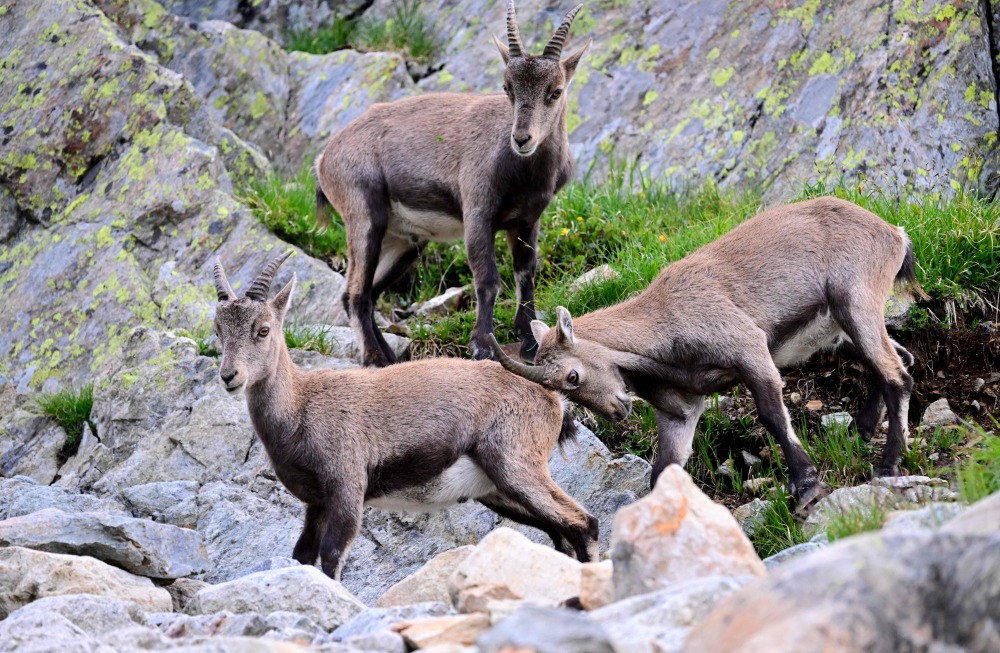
479;492;574;556
343;189;394;367
830;297;914;477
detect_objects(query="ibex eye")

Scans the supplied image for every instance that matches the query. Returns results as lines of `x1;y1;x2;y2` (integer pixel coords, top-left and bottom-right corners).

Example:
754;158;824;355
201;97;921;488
566;370;579;385
258;326;270;338
549;88;563;101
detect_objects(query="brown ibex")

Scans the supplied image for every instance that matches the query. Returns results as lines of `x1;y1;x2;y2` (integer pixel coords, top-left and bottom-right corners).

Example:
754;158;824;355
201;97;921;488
213;253;598;579
490;197;920;510
315;1;591;367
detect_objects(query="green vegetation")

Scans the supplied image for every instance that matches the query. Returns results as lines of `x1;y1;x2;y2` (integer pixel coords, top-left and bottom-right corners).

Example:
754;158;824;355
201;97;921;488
749;485;807;558
954;425;1000;504
825;501;890;542
286;1;438;63
31;384;95;461
284;322;338;356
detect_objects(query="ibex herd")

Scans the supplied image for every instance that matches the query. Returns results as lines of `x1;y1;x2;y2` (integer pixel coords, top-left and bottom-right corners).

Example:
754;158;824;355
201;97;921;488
213;2;923;579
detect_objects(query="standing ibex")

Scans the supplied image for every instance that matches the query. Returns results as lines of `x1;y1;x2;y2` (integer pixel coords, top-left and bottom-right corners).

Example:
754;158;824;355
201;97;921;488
490;197;921;511
315;1;591;367
213;252;598;579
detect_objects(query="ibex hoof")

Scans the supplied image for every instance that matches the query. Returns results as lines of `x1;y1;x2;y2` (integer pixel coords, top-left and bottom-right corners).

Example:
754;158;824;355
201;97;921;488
792;483;829;519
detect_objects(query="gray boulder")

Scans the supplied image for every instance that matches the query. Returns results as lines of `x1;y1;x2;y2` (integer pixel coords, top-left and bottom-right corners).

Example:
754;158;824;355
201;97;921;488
477;606;615;653
0;594;148;636
0;508;210;579
0;476;125;521
122;480;202;528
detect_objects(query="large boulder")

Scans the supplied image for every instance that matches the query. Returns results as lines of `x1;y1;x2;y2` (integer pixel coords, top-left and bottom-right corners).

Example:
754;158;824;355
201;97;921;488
418;0;999;199
0;507;210;578
610;465;765;600
0;546;173;617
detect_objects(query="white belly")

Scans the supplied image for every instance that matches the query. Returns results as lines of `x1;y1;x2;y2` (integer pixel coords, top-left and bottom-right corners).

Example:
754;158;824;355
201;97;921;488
771;309;852;368
389;201;464;243
365;456;496;513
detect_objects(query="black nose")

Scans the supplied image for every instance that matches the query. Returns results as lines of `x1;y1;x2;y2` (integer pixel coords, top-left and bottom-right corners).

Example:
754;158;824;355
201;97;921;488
220;370;237;384
514;134;531;147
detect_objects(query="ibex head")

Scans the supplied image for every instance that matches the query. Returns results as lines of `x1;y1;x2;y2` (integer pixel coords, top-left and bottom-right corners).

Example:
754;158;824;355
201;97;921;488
213;252;296;392
489;306;632;421
493;1;591;157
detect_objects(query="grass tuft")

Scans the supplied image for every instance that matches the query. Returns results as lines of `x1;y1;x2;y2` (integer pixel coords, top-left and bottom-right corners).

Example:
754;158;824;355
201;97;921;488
287;15;356;54
355;0;438;64
749;485;807;558
31;385;95;461
826;502;890;542
954;424;1000;504
284;323;338;356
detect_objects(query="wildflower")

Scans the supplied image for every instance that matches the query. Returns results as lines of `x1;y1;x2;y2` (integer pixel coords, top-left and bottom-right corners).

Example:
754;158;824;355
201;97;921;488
577;216;583;221
639;192;646;198
560;227;569;236
658;234;666;242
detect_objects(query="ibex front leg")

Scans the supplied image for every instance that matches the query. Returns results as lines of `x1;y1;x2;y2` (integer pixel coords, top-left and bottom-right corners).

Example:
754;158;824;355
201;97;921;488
466;208;502;360
506;223;540;361
318;487;363;581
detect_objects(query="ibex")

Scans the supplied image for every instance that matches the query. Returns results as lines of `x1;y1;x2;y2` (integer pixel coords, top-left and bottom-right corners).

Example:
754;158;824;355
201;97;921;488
491;197;920;510
212;252;598;579
315;1;591;367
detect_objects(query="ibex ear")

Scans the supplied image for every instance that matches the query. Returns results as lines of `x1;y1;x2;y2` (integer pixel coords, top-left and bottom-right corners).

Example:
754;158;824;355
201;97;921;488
530;320;550;344
555;306;575;345
492;33;510;64
561;38;591;83
270;273;296;321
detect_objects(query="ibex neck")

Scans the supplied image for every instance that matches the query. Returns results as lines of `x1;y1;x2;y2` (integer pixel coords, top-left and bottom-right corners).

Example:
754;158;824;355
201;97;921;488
245;346;302;444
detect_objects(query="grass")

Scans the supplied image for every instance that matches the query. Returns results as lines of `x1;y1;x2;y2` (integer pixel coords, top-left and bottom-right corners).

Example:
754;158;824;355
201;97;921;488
31;385;95;461
826;502;890;542
284;322;339;355
749;485;807;558
954;423;1000;504
286;1;438;64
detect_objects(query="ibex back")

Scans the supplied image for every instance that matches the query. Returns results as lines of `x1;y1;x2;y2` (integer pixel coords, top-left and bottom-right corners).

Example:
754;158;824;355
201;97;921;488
492;197;920;511
316;1;590;366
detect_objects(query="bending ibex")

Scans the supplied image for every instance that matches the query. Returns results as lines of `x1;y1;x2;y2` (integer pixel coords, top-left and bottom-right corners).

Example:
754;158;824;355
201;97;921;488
316;1;591;366
491;197;920;510
213;253;598;579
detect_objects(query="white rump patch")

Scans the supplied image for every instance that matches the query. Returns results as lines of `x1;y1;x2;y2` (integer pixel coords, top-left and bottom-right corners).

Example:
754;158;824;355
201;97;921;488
365;456;496;513
772;309;851;368
389;202;464;243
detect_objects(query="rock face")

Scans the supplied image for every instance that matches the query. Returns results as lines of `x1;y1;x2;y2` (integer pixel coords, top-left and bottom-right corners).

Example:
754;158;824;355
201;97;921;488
0;547;173;617
418;0;999;200
0;508;210;579
187;565;366;631
610;465;766;600
685;492;1000;653
376;546;475;608
477;606;616;653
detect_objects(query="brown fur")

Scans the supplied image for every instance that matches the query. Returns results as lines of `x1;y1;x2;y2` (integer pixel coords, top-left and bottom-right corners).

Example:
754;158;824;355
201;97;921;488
213;253;598;579
315;1;590;367
494;197;918;508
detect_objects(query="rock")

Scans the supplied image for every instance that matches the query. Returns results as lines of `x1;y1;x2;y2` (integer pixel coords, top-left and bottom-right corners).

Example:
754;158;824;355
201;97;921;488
883;503;967;532
740;450;763;470
292;325;411;364
187;565;365;632
394;613;491;649
732;499;772;538
0;609;96;652
591;576;752;653
122;481;201;528
762;542;826;569
742;477;773;495
477;605;615;653
0;477;125;521
0;594;148;636
802;484;898;538
942;491;1000;536
805;400;824;411
0;413;66;484
411;287;470;317
0;546;172;617
449;528;582;608
611;465;765;601
331;602;453;641
0;508;210;579
870;475;959;503
568;265;619;294
683;529;1000;652
921;398;960;428
419;0;998;200
579;560;614;611
377;546;475;608
788;392;802;405
454;584;521;616
715;458;734;478
821;412;854;429
156;610;272;639
167;578;212;613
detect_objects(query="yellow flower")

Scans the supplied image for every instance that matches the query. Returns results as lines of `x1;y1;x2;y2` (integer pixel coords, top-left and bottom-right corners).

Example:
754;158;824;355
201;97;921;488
560;227;569;236
576;216;583;221
639;192;646;198
658;234;666;242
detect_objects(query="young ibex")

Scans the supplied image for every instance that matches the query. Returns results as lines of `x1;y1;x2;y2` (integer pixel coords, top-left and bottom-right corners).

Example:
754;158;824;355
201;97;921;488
315;1;591;367
213;252;598;579
490;197;921;510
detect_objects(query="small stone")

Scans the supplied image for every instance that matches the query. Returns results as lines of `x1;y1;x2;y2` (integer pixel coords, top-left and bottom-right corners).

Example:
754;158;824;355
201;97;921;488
579;560;614;611
455;583;521;614
410;286;470;317
742;477;773;495
936;370;947;379
165;577;210;612
393;613;490;649
763;542;826;569
732;499;772;537
716;458;734;478
973;378;986;392
789;392;802;405
568;265;619;293
805;400;824;411
740;450;763;469
921;398;960;428
821;412;854;429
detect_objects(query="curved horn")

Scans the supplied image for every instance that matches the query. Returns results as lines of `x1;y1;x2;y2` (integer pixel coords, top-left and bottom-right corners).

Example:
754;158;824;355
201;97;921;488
245;251;292;302
213;258;236;301
487;334;548;385
542;3;583;60
506;0;524;58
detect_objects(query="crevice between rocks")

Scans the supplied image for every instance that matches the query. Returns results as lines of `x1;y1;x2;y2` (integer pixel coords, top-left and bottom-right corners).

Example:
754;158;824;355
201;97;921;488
981;0;1000;142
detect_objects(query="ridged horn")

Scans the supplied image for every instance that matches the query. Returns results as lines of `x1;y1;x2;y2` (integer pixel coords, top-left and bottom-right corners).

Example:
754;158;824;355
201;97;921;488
506;0;524;58
245;251;292;302
542;3;583;60
213;258;236;301
488;334;547;385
